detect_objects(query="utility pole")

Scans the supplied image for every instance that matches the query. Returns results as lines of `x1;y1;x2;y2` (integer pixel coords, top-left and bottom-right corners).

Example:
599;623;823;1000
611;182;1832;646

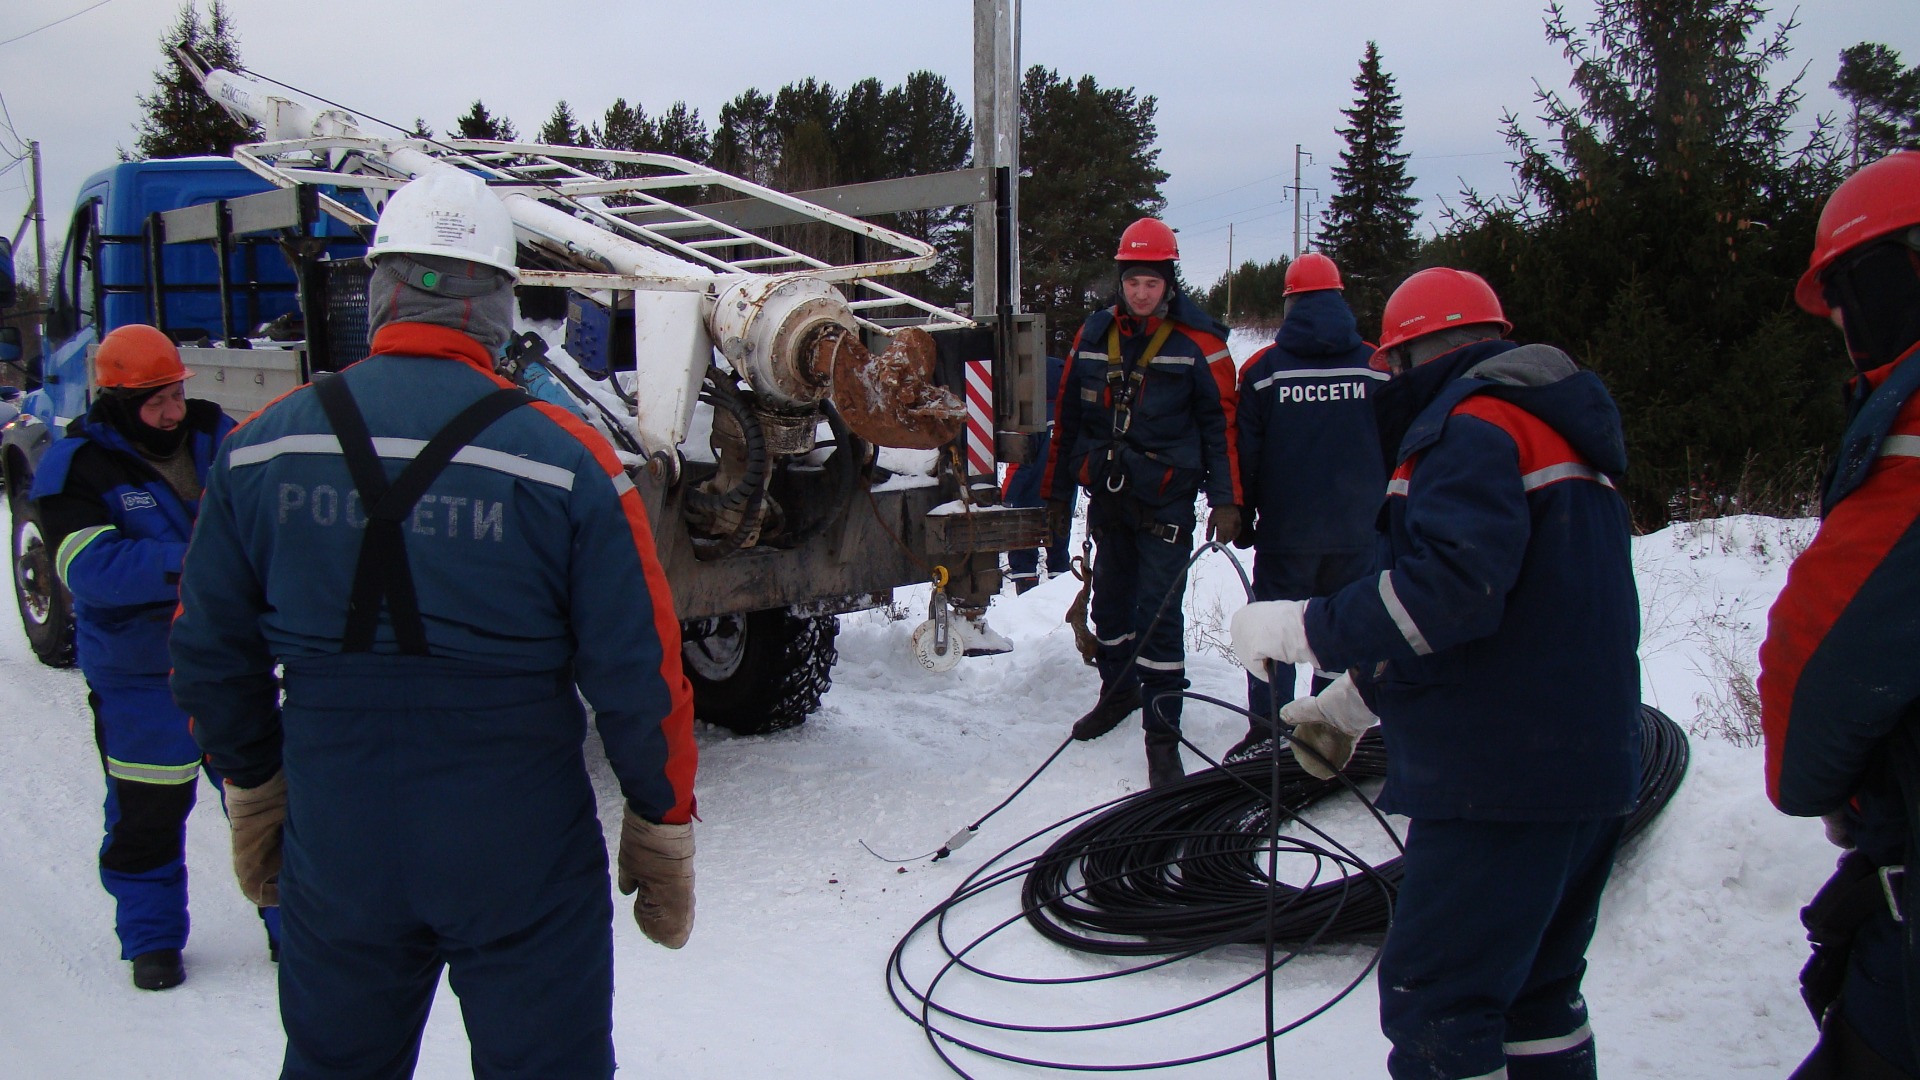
972;0;1020;318
30;140;46;296
1225;222;1234;319
1290;144;1315;259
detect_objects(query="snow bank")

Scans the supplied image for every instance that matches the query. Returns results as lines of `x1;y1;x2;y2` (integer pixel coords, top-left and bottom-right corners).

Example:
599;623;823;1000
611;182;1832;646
0;505;1842;1077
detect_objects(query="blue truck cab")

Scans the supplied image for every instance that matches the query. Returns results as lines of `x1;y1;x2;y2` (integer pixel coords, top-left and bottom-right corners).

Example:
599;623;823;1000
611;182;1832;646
4;156;367;665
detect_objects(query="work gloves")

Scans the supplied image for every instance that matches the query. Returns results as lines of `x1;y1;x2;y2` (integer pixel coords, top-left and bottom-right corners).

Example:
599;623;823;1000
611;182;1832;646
1231;509;1257;550
1230;598;1319;677
1205;504;1243;545
1821;809;1854;849
224;771;287;907
1045;501;1073;546
618;808;696;949
1280;674;1378;780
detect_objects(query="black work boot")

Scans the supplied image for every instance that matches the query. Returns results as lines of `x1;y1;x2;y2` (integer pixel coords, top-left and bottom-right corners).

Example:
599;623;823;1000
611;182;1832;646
1071;683;1142;741
132;948;185;991
1223;724;1274;764
1145;742;1185;788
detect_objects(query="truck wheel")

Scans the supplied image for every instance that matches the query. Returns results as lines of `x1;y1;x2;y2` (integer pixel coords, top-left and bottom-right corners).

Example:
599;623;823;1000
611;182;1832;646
682;609;838;735
10;484;76;668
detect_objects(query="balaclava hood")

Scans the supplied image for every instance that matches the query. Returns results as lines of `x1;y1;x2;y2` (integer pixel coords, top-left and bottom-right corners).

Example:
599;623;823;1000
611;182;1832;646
368;252;515;354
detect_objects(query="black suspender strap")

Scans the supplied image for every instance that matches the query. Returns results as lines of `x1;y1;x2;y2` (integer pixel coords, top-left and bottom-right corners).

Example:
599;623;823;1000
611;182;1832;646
313;375;533;655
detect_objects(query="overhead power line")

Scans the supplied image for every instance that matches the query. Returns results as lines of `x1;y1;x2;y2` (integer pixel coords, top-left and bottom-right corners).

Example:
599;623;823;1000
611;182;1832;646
0;0;116;50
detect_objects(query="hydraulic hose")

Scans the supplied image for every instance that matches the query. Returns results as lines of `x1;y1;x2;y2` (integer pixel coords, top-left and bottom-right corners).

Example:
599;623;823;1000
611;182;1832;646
684;368;768;560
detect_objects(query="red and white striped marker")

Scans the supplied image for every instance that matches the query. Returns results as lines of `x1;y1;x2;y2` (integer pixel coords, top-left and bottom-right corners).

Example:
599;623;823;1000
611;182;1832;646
964;359;995;478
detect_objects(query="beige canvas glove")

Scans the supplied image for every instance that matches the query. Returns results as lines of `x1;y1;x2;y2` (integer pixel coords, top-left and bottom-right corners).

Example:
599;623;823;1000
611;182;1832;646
225;771;287;907
618;808;695;949
1280;674;1378;781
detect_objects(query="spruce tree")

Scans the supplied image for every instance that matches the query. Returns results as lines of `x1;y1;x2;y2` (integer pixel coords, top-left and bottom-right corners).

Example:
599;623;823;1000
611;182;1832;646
130;1;261;159
1019;67;1168;338
1439;0;1847;525
454;101;518;142
1319;42;1418;335
538;101;592;148
1202;257;1291;327
1834;43;1920;166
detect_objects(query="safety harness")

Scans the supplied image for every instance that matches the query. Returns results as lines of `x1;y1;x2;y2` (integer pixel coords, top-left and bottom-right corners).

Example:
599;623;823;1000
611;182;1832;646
1094;318;1189;545
313;374;531;654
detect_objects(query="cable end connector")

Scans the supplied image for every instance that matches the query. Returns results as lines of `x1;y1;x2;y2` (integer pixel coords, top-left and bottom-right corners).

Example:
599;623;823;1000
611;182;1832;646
930;826;977;863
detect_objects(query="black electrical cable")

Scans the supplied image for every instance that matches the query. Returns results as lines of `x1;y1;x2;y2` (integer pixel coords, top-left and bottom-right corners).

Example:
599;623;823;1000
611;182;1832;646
884;539;1693;1078
1025;706;1689;956
889;708;1689;1077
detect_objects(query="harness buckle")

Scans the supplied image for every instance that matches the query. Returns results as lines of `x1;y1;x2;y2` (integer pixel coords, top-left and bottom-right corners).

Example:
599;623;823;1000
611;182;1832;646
1150;522;1183;544
1882;865;1906;924
1104;469;1128;494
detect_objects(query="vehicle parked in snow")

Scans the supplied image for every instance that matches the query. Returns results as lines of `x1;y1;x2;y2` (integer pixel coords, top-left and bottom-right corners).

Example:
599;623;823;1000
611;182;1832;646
5;60;1047;736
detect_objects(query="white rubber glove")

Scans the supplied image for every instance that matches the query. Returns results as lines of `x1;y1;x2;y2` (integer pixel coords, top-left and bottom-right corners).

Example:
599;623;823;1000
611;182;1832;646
1230;599;1319;679
1280;674;1378;780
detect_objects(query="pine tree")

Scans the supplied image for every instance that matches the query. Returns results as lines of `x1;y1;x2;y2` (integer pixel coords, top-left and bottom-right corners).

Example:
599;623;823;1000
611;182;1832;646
712;90;780;186
835;78;891;184
1319;42;1419;334
409;118;434;140
649;102;711;163
1834;43;1920;166
882;71;972;303
453;101;518;142
599;99;651;154
770;79;841;191
130;1;261;160
1019;67;1169;338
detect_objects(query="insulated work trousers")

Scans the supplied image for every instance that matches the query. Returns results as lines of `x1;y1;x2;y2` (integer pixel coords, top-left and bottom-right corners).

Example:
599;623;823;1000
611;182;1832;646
1792;908;1919;1078
1087;495;1196;743
91;676;282;961
276;656;616;1080
90;675;208;959
1244;549;1374;725
1379;815;1626;1080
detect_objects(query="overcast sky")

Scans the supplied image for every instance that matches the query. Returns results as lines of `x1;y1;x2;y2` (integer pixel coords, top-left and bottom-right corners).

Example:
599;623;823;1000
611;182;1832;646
0;0;1914;294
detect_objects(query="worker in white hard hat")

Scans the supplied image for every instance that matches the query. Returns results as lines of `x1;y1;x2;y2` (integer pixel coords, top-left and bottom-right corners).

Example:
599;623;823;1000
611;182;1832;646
172;169;698;1077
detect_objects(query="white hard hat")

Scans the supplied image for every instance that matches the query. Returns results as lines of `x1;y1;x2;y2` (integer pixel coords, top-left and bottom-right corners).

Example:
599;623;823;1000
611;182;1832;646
366;170;520;280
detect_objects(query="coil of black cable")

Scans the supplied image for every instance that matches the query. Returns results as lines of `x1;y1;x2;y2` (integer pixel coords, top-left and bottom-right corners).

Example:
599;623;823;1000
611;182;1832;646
1021;704;1688;955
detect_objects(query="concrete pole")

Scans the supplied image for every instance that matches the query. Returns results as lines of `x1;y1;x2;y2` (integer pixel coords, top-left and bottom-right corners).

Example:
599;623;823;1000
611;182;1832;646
30;140;46;298
972;0;1018;317
1291;143;1303;260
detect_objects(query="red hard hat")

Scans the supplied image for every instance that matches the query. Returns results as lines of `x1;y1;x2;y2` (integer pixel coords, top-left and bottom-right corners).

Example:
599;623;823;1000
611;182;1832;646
1115;218;1179;262
94;325;193;390
1796;151;1920;317
1284;252;1344;294
1374;268;1512;356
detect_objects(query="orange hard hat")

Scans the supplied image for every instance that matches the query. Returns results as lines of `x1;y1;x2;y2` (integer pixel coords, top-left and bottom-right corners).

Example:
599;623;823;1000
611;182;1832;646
1284;252;1344;294
1796;151;1920;317
1374;268;1511;357
94;324;193;390
1115;217;1179;262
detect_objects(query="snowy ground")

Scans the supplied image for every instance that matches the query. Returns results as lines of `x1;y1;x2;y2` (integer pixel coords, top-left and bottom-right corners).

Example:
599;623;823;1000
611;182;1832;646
0;478;1843;1077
